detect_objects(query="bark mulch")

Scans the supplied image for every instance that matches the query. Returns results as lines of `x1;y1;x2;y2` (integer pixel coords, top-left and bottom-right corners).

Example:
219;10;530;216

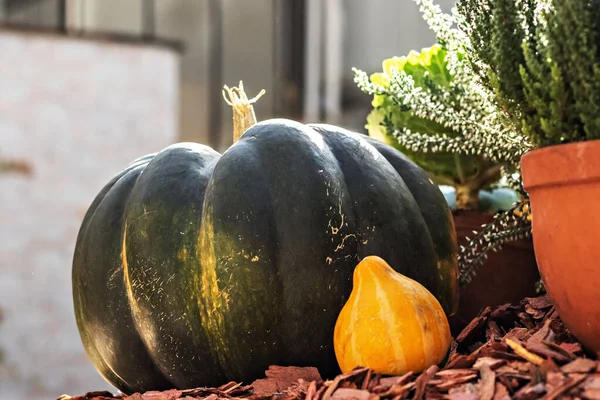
58;295;600;400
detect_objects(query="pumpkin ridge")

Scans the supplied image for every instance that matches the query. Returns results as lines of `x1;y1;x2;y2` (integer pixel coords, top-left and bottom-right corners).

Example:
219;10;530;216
368;264;410;373
387;263;450;369
308;124;440;294
385;269;436;368
402;280;431;372
231;121;357;379
361;136;459;315
424;289;444;365
369;258;429;373
333;265;359;373
197;204;228;368
432;293;452;358
120;144;226;388
404;270;446;366
73;160;175;393
349;262;365;370
196;139;284;383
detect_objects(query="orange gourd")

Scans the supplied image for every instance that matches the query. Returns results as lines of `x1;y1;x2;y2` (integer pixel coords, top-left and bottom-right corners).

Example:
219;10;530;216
334;255;452;375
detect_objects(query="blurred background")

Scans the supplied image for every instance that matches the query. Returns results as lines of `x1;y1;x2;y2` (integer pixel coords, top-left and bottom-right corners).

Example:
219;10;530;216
0;0;452;398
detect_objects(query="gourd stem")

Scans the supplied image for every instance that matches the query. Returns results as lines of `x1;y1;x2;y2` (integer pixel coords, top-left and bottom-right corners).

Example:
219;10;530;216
222;81;266;143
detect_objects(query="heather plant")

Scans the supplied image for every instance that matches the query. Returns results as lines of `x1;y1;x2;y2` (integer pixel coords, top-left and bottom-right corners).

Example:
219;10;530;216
359;44;521;211
353;0;535;287
456;0;600;148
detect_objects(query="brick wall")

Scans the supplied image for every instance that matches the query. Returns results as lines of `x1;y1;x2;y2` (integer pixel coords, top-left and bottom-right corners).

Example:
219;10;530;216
0;29;179;399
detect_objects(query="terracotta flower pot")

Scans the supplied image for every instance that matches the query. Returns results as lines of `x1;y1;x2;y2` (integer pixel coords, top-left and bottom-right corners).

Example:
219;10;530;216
448;210;540;335
521;139;600;354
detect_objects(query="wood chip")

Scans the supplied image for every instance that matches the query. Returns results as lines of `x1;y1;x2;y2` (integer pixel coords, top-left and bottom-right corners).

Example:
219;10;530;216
485;320;504;342
524;304;546;319
504;327;531;342
252;365;322;398
305;381;318;400
448;390;480;400
413;365;438;400
493;382;510;400
512;382;546;400
582;388;600;399
446;353;477;369
527;318;553;343
473;357;506;371
560;342;584;355
384;382;416;398
583;374;600;389
433;373;479;391
456;307;492;347
526;296;552;310
330;388;371;400
478;364;495;400
517;313;535;330
543;340;578;361
372;371;413;394
545;371;567;392
523;340;572;364
562;358;598;374
540;357;561;374
545;373;587;399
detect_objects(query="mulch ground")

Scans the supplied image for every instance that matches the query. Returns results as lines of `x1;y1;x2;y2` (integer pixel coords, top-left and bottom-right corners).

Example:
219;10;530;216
59;295;600;400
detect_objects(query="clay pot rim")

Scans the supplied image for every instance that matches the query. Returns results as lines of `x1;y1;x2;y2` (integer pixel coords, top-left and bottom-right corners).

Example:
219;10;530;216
521;139;600;190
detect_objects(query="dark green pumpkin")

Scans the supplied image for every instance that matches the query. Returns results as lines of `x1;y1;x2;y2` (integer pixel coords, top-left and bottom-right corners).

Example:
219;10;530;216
72;119;458;394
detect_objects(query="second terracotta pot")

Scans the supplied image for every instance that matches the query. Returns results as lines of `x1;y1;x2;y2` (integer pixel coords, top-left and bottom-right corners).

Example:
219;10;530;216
449;210;540;335
521;139;600;354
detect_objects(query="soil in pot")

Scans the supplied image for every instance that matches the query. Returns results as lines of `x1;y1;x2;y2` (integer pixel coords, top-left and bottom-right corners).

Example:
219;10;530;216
448;209;540;335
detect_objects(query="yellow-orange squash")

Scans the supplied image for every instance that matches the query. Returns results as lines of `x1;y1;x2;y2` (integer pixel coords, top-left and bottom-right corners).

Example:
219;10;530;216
334;255;452;375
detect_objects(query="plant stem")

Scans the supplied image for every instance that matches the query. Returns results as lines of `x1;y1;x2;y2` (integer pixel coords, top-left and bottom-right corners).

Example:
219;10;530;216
454;154;466;184
222;81;266;143
473;164;504;189
455;183;480;210
454;164;504;210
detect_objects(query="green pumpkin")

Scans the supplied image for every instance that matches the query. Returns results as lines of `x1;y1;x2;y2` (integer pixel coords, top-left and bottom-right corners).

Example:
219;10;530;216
72;84;458;394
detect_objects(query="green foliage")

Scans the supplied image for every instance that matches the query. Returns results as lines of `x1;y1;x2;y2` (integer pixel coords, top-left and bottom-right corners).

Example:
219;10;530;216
362;45;499;193
457;0;600;147
452;0;600;289
354;0;538;287
458;202;533;286
354;7;531;210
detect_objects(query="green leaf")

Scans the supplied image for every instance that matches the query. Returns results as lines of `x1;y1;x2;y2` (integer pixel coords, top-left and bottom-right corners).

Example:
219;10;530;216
364;44;490;188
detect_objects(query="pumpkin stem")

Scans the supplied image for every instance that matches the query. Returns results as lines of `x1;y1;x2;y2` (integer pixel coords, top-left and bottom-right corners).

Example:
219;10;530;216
222;81;266;143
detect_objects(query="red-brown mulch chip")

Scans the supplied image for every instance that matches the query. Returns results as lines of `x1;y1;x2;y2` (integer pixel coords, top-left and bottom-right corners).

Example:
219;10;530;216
58;295;599;400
